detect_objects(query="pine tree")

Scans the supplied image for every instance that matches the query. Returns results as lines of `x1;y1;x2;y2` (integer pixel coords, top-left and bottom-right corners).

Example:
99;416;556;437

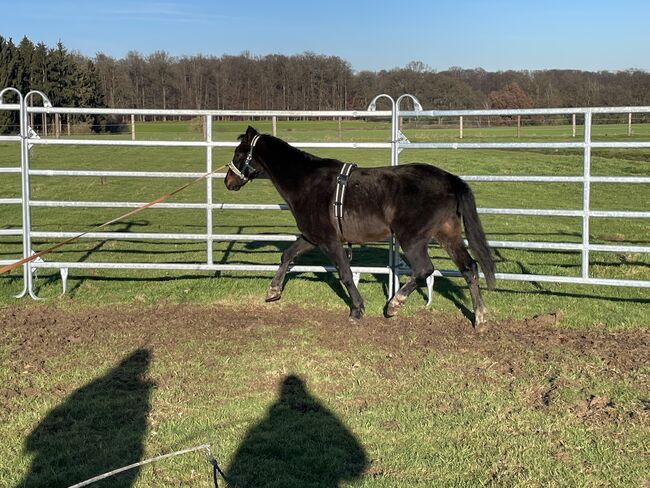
0;37;19;133
16;36;35;93
76;58;106;131
31;42;49;91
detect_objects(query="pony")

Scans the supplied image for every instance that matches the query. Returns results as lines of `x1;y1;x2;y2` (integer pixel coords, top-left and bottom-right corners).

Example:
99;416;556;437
225;126;496;327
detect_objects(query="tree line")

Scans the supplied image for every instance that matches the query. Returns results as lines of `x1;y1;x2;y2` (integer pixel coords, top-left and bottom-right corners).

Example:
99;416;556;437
2;35;650;133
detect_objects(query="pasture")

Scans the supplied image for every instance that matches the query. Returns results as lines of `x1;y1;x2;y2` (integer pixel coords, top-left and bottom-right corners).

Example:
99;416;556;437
0;119;649;486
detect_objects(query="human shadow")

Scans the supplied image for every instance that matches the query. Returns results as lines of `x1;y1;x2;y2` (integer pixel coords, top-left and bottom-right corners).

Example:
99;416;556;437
225;375;368;488
15;348;153;488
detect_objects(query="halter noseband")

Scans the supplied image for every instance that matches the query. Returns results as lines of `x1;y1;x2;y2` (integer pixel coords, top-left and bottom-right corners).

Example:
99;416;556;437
228;134;261;182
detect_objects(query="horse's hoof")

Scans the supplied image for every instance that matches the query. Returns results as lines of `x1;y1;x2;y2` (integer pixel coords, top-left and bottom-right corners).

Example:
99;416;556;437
349;308;364;322
385;294;406;317
473;309;488;333
474;322;489;334
265;287;282;302
386;303;400;317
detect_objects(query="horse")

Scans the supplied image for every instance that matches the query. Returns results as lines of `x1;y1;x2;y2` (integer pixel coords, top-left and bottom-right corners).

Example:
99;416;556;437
224;126;496;328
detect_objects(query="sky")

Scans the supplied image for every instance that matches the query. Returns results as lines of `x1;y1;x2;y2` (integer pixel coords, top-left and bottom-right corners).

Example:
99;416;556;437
1;0;649;72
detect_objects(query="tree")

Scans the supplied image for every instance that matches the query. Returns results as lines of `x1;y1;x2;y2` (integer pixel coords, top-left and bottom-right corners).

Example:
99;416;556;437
0;37;19;133
46;41;75;106
487;81;534;109
3;35;650;125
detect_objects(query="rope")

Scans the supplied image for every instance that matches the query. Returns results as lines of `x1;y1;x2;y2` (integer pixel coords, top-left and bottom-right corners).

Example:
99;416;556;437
0;164;228;276
67;443;227;488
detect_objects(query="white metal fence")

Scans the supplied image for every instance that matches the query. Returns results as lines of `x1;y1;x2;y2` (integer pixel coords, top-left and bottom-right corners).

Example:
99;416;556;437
1;88;649;300
399;105;650;291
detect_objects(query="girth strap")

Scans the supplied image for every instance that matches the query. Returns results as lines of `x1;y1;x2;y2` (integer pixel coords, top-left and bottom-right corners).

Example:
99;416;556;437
333;162;357;236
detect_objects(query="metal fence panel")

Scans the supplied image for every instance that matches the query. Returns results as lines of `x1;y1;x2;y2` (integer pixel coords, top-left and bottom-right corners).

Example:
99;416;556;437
1;88;649;299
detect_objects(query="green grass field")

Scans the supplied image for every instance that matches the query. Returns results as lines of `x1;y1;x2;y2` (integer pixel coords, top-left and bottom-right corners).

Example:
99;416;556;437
1;119;648;487
1;118;648;327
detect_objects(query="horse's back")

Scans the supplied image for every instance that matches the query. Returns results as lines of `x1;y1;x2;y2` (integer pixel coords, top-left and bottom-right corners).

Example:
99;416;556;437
354;163;463;207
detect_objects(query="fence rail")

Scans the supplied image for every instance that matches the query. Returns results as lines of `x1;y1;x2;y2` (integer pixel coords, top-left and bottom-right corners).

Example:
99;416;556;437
1;88;649;300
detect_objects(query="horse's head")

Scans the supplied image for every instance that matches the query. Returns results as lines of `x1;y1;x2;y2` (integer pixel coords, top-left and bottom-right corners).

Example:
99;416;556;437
224;126;263;191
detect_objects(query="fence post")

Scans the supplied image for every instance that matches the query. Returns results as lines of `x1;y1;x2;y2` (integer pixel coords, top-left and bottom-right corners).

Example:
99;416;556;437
131;114;136;141
572;114;576;138
389;101;400;297
628;112;632;136
582;111;592;280
459;115;463;139
272;115;277;136
18;93;34;297
205;115;213;265
20;90;53;299
0;88;28;296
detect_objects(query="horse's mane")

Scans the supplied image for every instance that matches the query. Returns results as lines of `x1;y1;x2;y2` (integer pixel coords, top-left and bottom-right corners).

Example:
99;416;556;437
239;132;330;166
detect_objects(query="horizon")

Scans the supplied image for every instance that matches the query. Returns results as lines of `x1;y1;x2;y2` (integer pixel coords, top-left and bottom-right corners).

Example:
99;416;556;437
1;0;649;73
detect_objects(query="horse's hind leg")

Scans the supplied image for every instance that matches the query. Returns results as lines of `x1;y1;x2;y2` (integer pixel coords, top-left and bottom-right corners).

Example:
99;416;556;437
437;230;488;330
386;240;433;317
266;235;315;302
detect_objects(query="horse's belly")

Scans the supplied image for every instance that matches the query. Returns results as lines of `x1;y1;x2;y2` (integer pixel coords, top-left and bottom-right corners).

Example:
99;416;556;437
344;215;391;243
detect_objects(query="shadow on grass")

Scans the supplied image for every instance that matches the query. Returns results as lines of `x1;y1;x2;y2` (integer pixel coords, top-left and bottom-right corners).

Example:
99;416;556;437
30;267;650;309
430;276;472;322
15;349;153;488
65;220;150;296
244;240;394;307
225;375;368;488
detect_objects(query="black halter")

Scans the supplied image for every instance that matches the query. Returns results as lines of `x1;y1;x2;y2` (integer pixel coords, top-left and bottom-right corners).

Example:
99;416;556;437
228;134;260;182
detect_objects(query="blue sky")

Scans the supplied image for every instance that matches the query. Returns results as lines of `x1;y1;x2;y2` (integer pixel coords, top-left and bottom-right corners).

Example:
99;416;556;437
2;0;648;72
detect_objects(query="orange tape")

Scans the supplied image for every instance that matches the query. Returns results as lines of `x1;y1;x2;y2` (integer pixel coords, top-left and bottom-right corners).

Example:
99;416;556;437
0;164;227;275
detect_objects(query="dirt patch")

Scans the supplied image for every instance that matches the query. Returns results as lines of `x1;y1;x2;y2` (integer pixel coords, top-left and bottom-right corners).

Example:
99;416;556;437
2;303;648;374
2;303;649;420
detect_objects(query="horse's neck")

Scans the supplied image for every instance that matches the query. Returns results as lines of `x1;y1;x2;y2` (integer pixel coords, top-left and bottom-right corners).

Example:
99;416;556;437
259;138;325;199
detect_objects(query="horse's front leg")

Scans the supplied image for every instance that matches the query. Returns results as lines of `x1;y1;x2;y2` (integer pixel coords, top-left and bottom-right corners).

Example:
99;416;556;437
319;241;365;322
266;235;315;302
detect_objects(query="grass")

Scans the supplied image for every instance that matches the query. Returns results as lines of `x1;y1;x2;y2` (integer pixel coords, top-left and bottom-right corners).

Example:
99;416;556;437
1;305;648;487
0;117;648;487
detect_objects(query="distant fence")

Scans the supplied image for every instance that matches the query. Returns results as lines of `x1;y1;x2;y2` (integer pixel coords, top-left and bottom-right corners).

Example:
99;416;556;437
1;88;649;300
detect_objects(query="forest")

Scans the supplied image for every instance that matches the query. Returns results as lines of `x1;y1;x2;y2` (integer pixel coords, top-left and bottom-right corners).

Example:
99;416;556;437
1;35;650;131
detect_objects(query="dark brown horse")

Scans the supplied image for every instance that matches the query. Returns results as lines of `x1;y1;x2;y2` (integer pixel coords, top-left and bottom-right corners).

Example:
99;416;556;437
225;126;496;327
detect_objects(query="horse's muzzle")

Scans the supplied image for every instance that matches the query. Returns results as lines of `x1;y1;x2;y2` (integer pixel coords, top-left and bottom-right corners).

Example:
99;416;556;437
224;173;243;191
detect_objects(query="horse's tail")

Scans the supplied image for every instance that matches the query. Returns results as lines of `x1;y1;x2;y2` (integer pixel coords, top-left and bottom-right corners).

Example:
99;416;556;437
456;180;496;290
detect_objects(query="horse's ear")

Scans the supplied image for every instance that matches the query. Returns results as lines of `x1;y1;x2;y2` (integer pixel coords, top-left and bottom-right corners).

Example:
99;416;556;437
245;126;259;143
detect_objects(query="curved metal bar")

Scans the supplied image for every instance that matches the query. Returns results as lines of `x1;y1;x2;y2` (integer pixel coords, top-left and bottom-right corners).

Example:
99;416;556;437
367;93;395;112
0;87;23;104
21;90;53;300
14;282;29;298
25;89;52;108
396;93;423;112
0;89;30;298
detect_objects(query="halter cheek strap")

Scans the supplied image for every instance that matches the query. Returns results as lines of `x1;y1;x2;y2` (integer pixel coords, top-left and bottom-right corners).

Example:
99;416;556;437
228;134;261;182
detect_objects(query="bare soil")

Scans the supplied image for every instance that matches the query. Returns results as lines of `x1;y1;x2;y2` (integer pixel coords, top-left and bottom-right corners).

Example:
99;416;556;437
2;303;649;418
